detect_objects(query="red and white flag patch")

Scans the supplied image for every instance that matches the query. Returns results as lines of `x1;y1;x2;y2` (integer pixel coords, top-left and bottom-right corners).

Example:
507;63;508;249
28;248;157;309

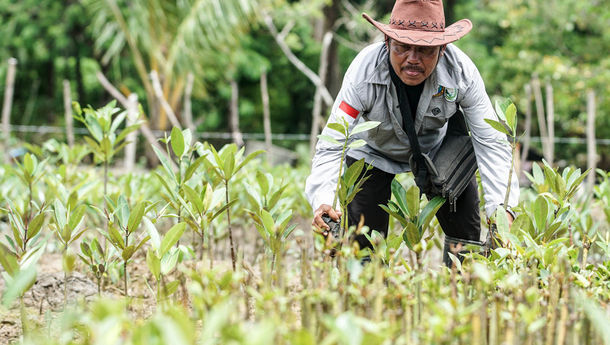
339;101;359;119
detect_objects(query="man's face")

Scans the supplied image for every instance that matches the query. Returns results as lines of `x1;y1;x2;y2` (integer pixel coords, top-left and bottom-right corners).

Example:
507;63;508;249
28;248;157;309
388;39;444;86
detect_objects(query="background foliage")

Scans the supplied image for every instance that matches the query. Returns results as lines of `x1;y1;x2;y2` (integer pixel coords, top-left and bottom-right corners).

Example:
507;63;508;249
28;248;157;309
0;0;608;166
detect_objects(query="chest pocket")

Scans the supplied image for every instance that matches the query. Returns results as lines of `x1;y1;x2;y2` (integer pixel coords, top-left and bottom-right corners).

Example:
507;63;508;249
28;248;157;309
422;96;457;130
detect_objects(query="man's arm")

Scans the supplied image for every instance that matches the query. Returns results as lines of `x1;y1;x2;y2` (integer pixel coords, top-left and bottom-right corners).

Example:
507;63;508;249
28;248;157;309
459;67;519;218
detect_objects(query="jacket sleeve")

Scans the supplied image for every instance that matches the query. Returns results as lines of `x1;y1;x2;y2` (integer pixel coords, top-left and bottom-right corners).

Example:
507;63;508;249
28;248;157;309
459;67;519;217
305;75;366;212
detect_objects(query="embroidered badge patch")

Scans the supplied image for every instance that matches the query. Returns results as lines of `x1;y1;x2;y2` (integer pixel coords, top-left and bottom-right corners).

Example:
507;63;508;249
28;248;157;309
444;88;458;102
339;101;360;119
433;86;445;97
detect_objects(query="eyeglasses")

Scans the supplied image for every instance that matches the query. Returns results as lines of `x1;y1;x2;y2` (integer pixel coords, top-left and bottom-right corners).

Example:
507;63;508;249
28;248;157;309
390;42;439;58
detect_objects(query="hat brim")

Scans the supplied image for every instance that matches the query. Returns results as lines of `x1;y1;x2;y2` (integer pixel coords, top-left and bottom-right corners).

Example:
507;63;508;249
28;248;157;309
362;13;472;46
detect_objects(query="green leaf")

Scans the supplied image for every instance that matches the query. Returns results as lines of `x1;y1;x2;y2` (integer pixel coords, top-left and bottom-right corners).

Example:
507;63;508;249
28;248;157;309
116;195;130;229
160;223;186;257
62;250;76;273
505;103;517;131
402;223;419;250
146;249;161;281
260;209;275;235
343;158;364;189
152;145;177;182
184;155;207;182
127;202;147;234
317;134;341;146
350;121;380;135
53;199;67;231
163;280;180;297
406;185;420;220
108;224;125;250
160;249;180;275
417;196;445;231
2;265;36;307
170;127;185;158
484;119;511;136
27;212;46;240
256;171;270;196
533;195;549;232
0;243;19;277
122;245;136;261
23;153;34;175
326;122;346;135
183;185;204;214
144;217;161;251
347;139;367;149
235;150;264;174
68;204;87;232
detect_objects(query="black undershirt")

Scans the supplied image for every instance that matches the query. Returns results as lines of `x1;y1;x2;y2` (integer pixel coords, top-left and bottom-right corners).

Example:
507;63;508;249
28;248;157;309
404;82;424;121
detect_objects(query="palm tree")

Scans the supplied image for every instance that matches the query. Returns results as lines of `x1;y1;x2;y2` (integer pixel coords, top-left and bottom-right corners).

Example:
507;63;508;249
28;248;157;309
85;0;259;130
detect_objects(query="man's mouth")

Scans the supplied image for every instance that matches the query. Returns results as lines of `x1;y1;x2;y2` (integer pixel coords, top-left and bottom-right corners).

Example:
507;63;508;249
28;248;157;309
402;66;424;76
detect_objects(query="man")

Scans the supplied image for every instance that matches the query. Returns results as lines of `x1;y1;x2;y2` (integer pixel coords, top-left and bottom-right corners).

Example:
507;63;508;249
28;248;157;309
305;0;518;264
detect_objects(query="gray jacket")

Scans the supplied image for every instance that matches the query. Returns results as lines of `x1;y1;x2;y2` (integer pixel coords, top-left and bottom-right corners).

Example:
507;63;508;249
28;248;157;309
305;42;519;217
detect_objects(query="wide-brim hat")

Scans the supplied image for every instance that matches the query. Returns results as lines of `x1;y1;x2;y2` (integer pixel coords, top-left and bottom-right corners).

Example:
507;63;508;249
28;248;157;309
363;0;472;46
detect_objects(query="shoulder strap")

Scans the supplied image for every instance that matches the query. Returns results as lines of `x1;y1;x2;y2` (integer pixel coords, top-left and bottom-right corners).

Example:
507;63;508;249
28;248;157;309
388;58;428;188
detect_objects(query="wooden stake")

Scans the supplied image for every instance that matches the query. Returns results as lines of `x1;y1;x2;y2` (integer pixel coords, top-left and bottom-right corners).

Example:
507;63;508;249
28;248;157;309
261;71;272;164
63;80;75;148
229;79;244;147
531;74;550;163
2;58;17;163
183;72;195;134
520;83;532;178
545;81;555;165
586;90;597;192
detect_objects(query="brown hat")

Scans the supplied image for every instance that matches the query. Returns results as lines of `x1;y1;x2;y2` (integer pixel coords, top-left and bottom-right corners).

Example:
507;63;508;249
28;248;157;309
363;0;472;46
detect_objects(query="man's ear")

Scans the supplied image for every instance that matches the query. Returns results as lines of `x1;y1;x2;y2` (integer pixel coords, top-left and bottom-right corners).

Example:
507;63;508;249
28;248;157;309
440;44;447;56
385;35;390;50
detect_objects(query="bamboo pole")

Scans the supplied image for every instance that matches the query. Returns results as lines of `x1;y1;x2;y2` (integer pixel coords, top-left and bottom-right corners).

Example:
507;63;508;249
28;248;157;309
230;79;244;147
2;58;17;163
124;93;139;170
531;74;551;163
63;80;75;148
520;83;532;178
586;90;596;193
260;71;272;163
310;32;333;157
183;72;195;134
545;81;554;165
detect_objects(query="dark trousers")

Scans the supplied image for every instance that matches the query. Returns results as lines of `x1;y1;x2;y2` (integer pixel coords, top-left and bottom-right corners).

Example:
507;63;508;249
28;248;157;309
346;156;481;250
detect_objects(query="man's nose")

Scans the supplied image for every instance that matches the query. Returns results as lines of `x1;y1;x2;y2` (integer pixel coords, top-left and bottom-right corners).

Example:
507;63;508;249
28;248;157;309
406;49;421;62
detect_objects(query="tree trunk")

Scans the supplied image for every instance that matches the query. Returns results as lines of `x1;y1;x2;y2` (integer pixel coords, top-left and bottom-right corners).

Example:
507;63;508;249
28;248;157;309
260;72;272;163
2;58;17;163
310;32;333;157
322;0;341;97
229;79;244;147
586;90;596;193
63;80;75;148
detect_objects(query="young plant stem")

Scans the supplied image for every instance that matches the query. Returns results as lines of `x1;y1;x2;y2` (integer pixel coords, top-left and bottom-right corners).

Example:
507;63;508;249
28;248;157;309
123;231;129;297
225;181;236;271
504;141;517;207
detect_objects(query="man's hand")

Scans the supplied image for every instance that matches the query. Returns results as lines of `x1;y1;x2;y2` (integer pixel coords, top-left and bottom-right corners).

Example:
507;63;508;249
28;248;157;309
312;204;342;236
